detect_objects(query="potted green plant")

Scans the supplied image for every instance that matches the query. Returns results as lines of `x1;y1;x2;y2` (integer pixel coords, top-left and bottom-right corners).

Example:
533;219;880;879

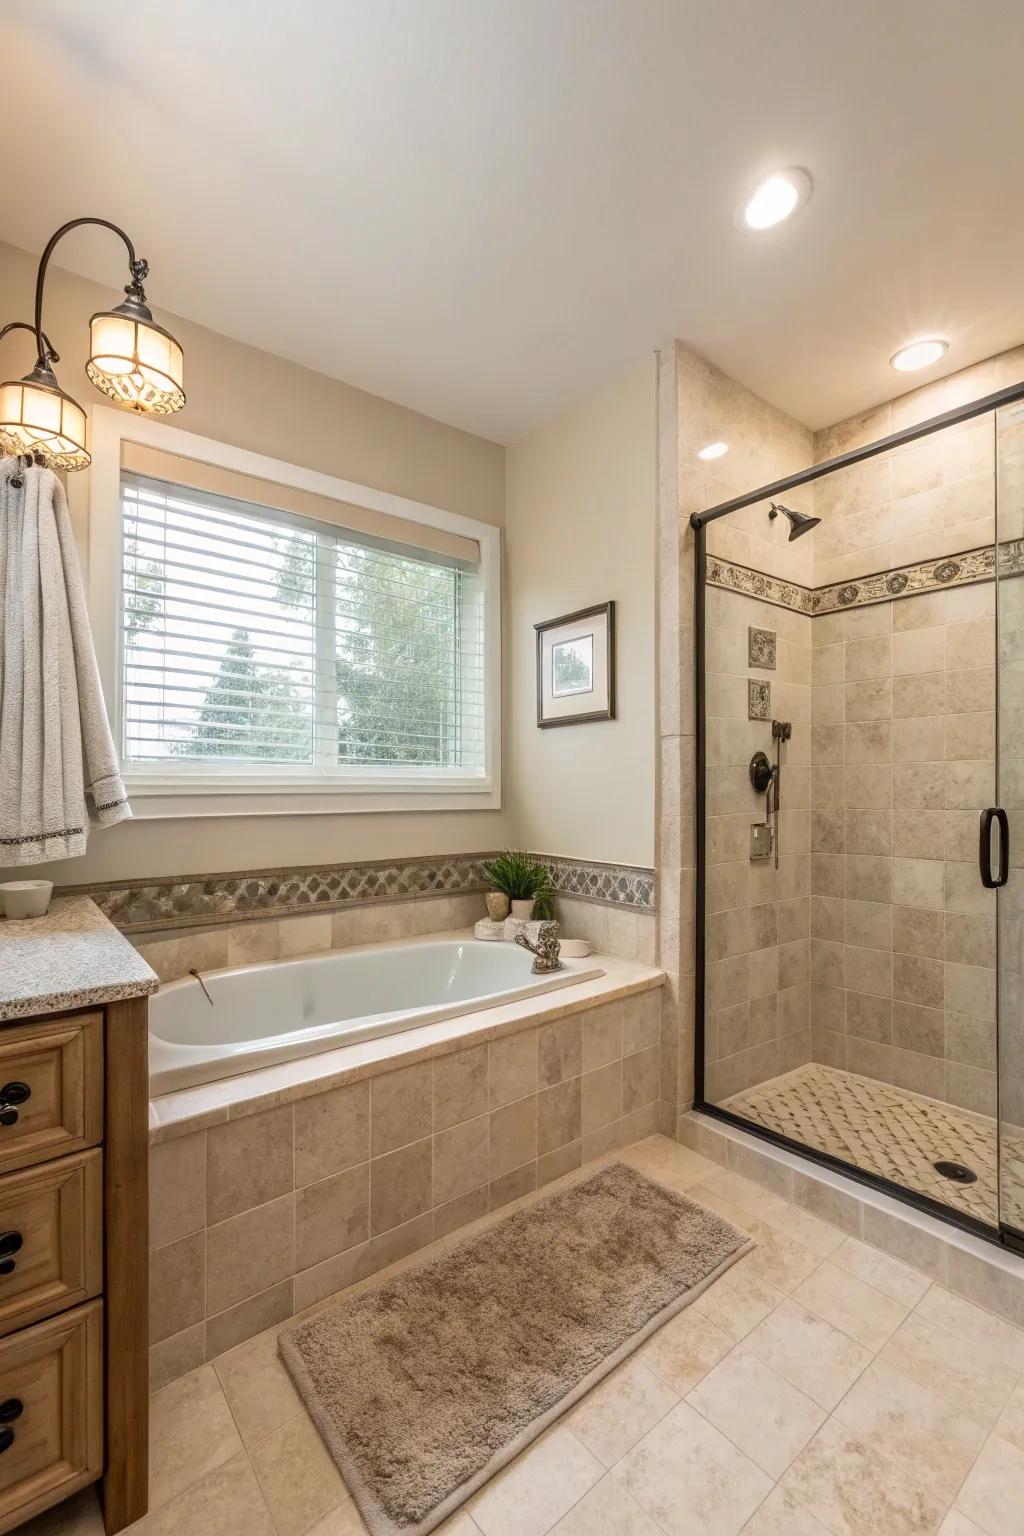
482;851;554;922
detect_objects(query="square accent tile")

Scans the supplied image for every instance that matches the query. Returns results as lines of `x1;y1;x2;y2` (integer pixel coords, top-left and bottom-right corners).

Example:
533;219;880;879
748;627;777;670
748;680;771;721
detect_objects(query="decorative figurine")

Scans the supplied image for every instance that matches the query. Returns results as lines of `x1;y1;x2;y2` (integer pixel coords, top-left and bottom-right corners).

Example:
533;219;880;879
514;920;563;974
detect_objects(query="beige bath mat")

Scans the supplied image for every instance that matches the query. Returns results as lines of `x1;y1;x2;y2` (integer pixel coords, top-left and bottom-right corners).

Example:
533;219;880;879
279;1160;753;1536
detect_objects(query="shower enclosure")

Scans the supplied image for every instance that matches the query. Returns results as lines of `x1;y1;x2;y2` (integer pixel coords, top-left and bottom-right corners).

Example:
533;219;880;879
692;376;1024;1250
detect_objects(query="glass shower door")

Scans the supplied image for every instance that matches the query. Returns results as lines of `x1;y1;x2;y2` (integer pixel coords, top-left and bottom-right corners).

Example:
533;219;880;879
997;397;1024;1244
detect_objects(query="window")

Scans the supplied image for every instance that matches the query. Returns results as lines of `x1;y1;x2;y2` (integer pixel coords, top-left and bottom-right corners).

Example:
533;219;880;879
117;469;493;801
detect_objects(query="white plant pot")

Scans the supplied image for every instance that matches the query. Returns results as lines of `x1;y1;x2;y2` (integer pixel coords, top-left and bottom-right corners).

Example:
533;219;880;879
510;899;535;921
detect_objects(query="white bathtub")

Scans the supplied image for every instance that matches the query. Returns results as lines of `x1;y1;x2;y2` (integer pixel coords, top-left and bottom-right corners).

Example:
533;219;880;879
149;937;604;1094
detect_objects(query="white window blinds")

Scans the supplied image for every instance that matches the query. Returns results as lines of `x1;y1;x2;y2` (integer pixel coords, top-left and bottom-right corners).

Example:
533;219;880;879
120;473;487;778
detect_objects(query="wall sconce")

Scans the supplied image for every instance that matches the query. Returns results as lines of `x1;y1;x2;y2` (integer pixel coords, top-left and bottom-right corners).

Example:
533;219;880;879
0;217;186;472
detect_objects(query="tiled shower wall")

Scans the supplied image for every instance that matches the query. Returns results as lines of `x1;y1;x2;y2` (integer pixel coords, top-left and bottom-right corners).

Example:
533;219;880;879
658;342;813;1133
809;581;997;1115
704;586;812;1097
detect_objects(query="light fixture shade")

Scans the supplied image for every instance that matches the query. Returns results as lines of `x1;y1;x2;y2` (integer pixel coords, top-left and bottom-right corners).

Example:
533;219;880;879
87;307;185;414
0;373;90;471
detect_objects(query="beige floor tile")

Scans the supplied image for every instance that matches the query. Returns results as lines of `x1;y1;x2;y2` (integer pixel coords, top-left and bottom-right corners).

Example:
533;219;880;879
833;1359;988;1502
954;1433;1024;1536
691;1264;785;1341
914;1284;1024;1373
124;1454;276;1535
620;1138;718;1189
612;1399;772;1536
567;1358;678;1467
937;1512;988;1536
148;1363;244;1510
304;1500;368;1535
17;1488;105;1534
214;1322;303;1447
638;1307;733;1394
831;1235;930;1308
249;1411;348;1536
549;1473;664;1535
781;1419;946;1536
995;1379;1024;1453
687;1346;825;1478
740;1221;821;1293
957;1425;1024;1536
702;1170;789;1223
689;1186;759;1234
792;1260;907;1351
880;1312;1019;1429
469;1425;603;1536
739;1485;833;1535
759;1203;845;1260
745;1298;872;1411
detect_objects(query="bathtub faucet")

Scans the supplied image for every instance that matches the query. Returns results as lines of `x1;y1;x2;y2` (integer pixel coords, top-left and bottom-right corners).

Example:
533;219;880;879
188;967;215;1006
514;921;563;974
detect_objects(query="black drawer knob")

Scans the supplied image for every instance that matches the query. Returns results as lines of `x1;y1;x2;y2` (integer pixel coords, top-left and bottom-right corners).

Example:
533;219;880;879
0;1427;13;1453
0;1232;22;1275
0;1083;30;1128
0;1400;22;1425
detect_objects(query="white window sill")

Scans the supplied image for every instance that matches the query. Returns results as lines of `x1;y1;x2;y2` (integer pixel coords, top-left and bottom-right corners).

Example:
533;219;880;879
122;773;499;818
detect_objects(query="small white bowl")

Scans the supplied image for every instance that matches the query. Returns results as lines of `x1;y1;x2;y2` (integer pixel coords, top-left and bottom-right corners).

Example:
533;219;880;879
558;938;592;958
0;880;53;920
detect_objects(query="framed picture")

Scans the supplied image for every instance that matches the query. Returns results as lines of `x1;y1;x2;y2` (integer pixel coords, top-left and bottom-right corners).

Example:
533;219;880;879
535;601;616;728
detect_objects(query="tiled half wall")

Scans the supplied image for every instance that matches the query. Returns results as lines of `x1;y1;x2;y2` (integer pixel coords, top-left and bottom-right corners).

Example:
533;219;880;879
148;987;662;1388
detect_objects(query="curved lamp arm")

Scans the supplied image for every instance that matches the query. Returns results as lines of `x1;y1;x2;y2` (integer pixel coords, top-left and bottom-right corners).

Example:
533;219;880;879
33;217;148;367
0;320;60;363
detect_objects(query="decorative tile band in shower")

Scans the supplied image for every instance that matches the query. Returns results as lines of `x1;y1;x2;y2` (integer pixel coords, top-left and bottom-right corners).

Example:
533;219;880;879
68;851;656;934
708;541;1024;617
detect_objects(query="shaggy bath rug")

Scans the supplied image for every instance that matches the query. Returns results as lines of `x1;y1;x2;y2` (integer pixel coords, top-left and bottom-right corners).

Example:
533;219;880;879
279;1160;753;1536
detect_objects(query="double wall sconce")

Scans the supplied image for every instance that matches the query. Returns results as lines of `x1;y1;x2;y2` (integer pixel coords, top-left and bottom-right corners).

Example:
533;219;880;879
0;217;186;472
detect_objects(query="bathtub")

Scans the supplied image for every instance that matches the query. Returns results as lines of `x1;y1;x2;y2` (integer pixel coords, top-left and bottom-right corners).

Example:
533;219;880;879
149;937;604;1094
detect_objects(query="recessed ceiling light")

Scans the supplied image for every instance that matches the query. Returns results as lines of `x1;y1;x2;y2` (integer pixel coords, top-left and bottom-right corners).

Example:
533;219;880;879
890;338;948;372
738;168;812;231
698;441;729;460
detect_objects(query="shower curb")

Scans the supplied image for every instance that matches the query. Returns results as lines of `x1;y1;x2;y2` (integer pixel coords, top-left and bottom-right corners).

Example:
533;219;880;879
678;1108;1024;1332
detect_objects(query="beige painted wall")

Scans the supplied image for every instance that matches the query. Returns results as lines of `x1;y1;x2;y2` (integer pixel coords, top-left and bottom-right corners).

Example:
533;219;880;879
0;240;511;884
504;356;657;867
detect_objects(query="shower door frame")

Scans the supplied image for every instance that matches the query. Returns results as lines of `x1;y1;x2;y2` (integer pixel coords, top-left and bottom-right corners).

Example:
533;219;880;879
691;378;1024;1251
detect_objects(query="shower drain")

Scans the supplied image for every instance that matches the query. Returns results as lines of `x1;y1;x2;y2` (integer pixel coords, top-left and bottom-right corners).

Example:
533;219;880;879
933;1160;978;1185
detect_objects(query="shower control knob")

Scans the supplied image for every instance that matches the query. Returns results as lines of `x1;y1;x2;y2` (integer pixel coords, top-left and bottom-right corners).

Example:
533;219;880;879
0;1083;31;1127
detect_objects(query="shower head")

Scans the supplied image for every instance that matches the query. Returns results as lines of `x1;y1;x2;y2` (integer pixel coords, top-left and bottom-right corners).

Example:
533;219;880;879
768;501;821;541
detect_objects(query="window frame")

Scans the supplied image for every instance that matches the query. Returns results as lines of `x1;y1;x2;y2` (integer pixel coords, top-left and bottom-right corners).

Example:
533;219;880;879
88;408;501;818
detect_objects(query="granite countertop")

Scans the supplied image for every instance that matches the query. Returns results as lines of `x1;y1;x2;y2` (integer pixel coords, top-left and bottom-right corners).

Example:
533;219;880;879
0;896;158;1022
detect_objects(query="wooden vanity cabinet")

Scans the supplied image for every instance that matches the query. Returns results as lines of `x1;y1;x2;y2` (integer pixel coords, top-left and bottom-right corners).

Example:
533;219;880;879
0;998;148;1534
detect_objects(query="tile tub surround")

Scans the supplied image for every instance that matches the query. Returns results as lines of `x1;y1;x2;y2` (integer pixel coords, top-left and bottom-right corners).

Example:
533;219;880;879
67;1131;1024;1536
147;968;664;1383
68;851;655;936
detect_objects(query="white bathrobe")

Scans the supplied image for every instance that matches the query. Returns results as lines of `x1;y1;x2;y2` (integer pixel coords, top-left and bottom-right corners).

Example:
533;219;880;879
0;456;130;864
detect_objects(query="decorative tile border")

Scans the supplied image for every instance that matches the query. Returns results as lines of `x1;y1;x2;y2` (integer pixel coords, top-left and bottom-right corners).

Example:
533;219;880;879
67;851;655;934
705;557;813;615
707;542;1024;618
537;854;655;910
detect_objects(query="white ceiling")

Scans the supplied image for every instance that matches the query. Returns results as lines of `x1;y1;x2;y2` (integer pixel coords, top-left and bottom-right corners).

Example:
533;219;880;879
2;0;1023;444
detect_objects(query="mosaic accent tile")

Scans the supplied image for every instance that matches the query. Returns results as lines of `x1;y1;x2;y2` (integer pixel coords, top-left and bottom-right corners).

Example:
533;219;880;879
721;1061;1019;1226
705;557;813;615
68;852;655;934
707;544;1021;618
536;854;654;910
748;626;776;669
747;679;771;721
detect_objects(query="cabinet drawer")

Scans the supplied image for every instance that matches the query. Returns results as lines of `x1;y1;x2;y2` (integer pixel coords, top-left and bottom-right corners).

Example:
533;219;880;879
0;1152;102;1337
0;1016;102;1176
0;1301;103;1532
